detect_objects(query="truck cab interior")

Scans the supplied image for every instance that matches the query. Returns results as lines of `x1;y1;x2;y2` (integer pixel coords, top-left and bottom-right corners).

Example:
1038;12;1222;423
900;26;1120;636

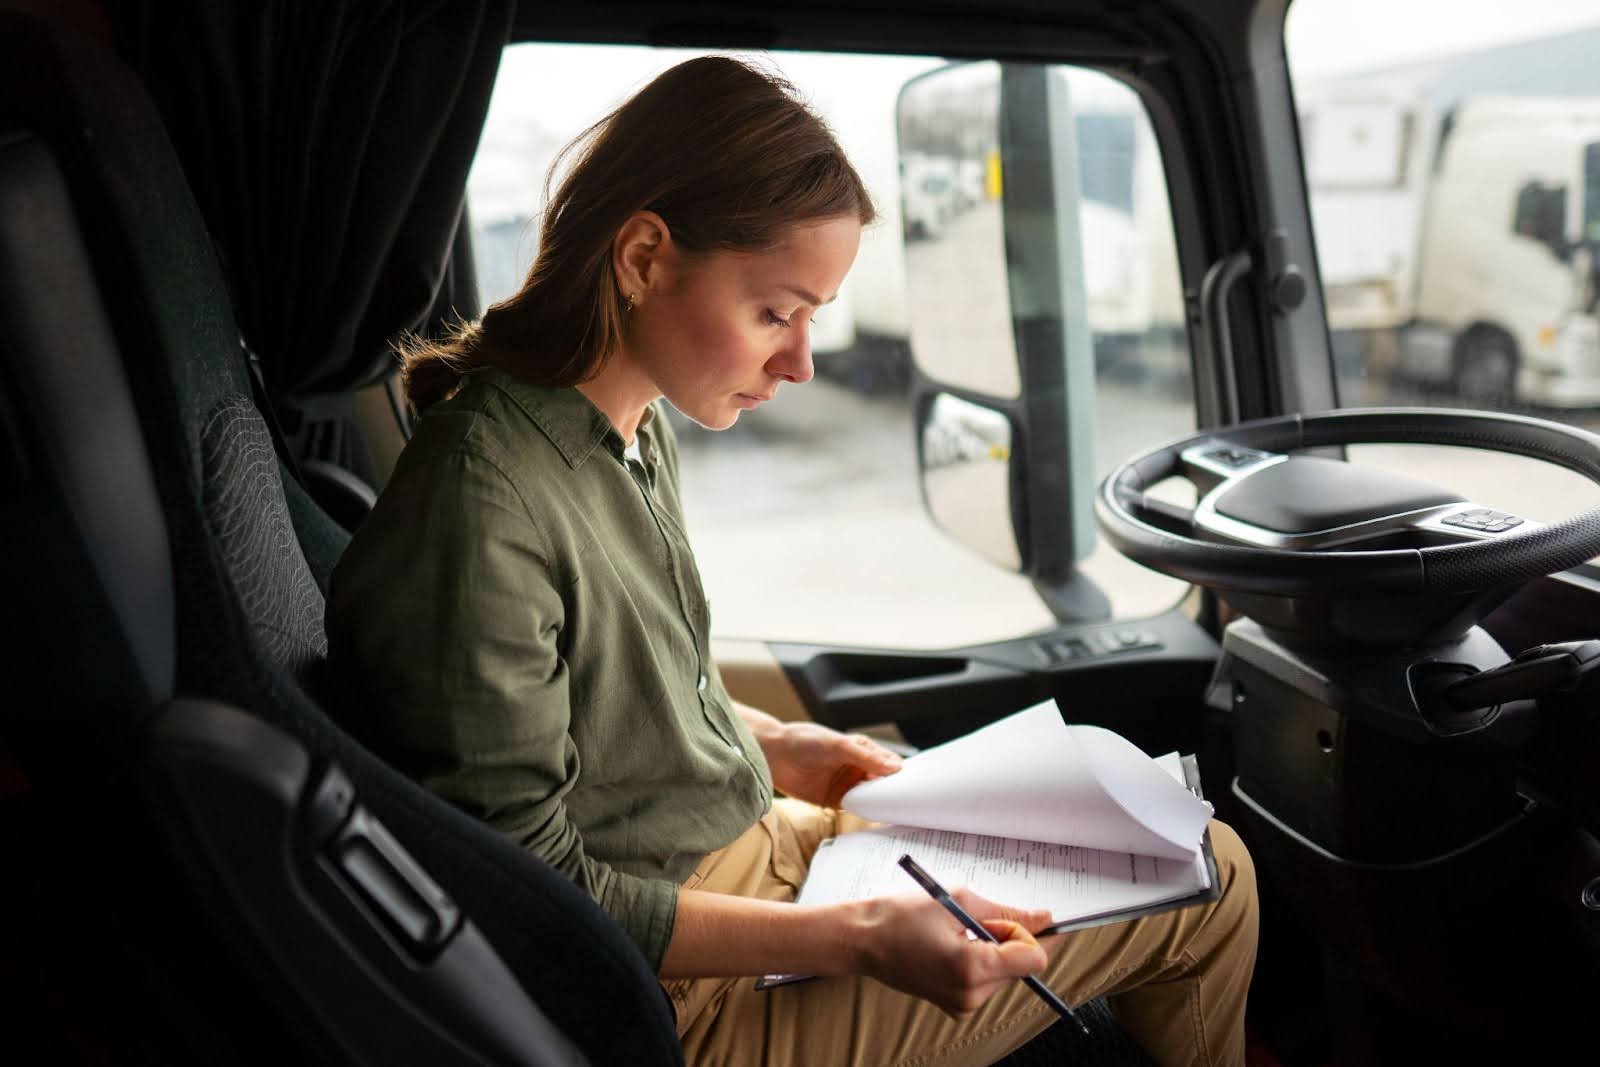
3;2;1598;1065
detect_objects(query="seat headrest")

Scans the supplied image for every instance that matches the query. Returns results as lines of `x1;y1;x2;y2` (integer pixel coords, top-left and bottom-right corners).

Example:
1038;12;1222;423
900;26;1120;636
0;12;330;684
0;12;254;455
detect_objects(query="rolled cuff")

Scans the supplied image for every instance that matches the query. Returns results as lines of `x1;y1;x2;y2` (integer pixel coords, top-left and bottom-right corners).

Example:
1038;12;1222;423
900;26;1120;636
597;868;679;972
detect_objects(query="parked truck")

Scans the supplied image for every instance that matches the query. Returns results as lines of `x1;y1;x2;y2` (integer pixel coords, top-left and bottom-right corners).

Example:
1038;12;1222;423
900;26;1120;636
1413;97;1600;405
1301;31;1600;406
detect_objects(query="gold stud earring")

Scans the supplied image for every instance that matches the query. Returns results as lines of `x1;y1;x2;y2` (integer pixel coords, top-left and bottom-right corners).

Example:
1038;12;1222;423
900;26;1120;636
626;292;637;312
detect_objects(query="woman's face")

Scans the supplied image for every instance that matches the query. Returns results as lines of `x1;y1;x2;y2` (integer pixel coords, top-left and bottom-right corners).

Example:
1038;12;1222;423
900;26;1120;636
626;215;862;430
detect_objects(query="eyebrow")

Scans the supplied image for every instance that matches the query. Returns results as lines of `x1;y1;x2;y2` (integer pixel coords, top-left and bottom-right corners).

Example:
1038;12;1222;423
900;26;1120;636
780;284;837;307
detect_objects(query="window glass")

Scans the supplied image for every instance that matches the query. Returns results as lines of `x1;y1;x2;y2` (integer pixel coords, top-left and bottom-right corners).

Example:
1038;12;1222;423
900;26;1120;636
468;46;1192;647
1287;3;1600;548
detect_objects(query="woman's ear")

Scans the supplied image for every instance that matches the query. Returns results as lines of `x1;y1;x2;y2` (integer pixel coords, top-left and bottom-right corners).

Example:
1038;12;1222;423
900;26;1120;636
612;210;674;304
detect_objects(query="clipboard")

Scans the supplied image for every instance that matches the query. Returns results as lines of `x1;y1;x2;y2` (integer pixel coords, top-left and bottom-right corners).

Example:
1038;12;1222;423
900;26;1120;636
754;754;1218;991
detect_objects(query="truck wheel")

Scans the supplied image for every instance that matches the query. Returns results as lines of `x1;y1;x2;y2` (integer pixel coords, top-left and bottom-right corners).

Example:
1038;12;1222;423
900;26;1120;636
1453;328;1518;404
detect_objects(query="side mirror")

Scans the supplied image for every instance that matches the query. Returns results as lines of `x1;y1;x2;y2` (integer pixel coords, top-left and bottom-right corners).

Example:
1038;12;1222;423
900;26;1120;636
898;61;1109;622
917;392;1020;571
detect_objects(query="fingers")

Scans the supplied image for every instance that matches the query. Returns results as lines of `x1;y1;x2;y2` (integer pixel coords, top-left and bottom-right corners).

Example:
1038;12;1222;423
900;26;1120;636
822;736;903;807
869;893;1057;1021
847;732;903;773
980;920;1049;974
980;918;1033;945
934;923;1048;1020
953;887;1054;934
823;765;872;809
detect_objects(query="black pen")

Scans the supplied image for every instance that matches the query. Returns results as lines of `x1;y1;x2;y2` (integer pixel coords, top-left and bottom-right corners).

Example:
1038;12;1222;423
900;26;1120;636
897;853;1090;1036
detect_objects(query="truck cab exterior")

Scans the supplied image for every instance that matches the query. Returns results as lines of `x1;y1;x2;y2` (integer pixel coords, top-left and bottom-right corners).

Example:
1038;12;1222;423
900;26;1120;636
1414;96;1600;405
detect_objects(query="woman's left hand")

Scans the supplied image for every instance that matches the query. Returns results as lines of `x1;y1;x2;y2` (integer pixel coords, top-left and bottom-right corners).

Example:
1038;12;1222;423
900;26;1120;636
764;722;904;808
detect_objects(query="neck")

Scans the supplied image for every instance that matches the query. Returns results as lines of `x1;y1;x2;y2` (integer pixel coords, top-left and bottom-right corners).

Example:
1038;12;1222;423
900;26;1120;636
576;350;660;444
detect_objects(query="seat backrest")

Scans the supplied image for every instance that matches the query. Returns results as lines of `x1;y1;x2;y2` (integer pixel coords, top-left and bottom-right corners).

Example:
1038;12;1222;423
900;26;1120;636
0;126;594;1065
0;118;314;1064
0;13;681;1065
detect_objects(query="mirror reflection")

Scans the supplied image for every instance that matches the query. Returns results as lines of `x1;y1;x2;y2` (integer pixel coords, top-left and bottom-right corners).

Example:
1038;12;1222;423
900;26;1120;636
898;62;1021;399
918;393;1022;571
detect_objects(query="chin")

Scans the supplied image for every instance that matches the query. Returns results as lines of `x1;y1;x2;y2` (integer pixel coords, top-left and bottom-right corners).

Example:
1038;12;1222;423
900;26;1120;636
677;404;739;432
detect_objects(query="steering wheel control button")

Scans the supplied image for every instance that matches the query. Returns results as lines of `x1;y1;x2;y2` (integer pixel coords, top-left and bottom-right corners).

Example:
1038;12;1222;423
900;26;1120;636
1443;509;1524;533
1182;440;1278;481
1204;446;1262;468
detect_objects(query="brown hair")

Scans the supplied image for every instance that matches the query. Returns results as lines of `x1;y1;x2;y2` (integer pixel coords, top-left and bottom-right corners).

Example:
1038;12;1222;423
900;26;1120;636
400;55;876;411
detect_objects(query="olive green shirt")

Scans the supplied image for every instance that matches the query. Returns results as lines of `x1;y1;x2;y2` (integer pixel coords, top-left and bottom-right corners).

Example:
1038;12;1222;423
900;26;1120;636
325;368;774;970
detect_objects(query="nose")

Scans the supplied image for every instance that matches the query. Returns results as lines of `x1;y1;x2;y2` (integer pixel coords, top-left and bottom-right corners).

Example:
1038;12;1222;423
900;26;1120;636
768;321;815;385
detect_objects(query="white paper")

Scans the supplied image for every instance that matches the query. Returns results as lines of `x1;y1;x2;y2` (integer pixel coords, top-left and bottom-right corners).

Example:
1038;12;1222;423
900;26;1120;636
800;752;1209;922
758;752;1213;986
839;701;1213;862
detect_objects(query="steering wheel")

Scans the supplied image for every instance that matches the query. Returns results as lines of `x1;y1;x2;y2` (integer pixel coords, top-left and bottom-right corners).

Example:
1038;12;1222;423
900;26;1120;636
1094;408;1600;646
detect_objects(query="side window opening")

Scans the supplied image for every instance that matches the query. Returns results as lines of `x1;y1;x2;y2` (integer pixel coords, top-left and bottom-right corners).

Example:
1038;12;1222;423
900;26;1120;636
467;46;1195;647
1289;7;1600;560
1511;180;1568;253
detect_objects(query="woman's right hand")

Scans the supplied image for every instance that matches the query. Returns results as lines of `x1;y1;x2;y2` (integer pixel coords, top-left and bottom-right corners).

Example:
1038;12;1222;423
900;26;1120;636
854;889;1056;1019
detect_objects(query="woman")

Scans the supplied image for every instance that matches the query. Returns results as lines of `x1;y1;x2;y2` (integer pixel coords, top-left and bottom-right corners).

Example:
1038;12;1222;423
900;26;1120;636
328;55;1257;1065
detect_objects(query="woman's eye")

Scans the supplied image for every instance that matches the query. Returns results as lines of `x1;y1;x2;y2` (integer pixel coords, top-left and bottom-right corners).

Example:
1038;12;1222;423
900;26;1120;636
765;309;793;328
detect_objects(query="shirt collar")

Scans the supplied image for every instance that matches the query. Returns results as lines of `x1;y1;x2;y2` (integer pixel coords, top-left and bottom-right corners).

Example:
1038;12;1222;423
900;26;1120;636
482;368;656;471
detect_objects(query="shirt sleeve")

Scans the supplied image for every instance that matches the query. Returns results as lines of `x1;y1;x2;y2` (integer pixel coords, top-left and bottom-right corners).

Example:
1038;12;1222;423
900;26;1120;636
327;443;679;969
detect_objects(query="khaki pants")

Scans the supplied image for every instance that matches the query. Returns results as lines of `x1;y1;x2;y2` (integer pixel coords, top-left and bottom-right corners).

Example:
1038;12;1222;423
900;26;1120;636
665;799;1258;1067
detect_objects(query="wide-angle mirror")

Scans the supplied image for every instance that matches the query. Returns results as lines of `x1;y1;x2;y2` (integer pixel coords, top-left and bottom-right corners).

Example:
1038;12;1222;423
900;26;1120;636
916;392;1021;571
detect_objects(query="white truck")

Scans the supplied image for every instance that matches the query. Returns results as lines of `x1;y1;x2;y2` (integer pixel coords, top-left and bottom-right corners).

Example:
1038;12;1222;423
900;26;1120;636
1413;97;1600;405
899;151;958;241
1301;50;1600;407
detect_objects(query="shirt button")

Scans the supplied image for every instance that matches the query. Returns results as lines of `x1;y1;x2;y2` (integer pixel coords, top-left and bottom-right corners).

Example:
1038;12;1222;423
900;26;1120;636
697;673;708;691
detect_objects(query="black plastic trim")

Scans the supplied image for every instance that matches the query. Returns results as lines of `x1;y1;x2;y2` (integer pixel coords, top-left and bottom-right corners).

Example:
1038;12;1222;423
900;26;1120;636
141;699;587;1067
771;607;1221;742
1213;455;1462;534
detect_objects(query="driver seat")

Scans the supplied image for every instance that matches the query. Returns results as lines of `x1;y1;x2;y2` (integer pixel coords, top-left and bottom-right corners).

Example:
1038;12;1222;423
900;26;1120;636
0;12;676;1064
